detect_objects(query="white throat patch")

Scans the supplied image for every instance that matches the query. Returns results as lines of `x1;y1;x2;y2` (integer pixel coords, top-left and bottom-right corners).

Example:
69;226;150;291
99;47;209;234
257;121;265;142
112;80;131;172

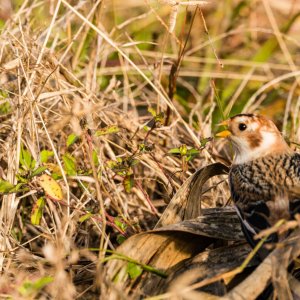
233;131;278;164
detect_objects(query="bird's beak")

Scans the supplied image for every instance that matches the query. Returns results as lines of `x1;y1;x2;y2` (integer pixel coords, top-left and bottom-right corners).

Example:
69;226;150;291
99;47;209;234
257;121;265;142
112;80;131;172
216;119;231;138
216;130;231;138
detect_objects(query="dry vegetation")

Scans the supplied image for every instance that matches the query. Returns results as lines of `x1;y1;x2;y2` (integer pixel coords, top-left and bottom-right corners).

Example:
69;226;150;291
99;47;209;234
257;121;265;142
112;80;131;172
0;0;300;299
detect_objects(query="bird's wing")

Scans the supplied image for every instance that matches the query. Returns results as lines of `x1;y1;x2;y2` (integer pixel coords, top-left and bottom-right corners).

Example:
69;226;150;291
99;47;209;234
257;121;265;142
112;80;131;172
287;186;300;198
235;203;277;260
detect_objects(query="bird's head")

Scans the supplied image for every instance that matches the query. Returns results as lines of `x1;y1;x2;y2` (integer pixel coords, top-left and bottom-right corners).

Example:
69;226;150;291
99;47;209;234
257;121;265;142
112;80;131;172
216;114;291;164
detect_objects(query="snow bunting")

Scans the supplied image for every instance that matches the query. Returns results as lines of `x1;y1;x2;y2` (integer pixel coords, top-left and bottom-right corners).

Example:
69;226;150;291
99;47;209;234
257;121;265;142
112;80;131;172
217;113;300;256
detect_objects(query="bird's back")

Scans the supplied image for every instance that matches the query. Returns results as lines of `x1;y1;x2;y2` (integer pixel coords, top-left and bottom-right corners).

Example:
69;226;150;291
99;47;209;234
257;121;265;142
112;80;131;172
229;152;300;251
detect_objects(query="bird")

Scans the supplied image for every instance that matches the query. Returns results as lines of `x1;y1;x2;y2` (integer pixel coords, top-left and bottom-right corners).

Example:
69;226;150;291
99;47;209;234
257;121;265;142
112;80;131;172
216;113;300;257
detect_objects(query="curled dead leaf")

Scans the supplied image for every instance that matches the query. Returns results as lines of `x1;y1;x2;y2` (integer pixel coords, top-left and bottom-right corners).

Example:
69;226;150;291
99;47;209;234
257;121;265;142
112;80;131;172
156;162;229;228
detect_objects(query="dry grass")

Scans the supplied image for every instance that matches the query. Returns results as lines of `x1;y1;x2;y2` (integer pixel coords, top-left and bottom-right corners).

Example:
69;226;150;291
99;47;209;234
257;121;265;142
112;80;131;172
0;0;299;299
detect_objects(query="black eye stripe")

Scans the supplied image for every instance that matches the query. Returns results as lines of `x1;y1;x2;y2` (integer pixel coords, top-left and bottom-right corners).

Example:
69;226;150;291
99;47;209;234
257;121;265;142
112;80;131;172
239;123;247;131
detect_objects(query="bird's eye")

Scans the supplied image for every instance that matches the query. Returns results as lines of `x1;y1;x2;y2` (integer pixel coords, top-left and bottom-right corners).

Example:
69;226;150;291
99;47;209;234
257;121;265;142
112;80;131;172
238;123;247;131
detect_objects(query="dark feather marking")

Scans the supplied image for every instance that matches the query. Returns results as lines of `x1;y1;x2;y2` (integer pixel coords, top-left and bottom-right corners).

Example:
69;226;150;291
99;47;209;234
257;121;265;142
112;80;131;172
230;113;255;119
248;133;262;149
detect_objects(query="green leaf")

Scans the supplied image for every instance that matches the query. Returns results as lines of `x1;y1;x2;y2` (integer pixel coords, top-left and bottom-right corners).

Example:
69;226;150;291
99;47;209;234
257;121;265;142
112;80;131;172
114;218;127;232
186;148;200;162
168;148;181;155
169;146;199;161
102;251;167;278
200;137;212;147
0;101;11;115
139;143;153;152
92;150;99;167
31;166;47;178
18;276;53;297
154;112;164;124
32;276;53;290
123;173;134;193
66;133;79;148
129;159;139;167
95;125;119;136
126;262;143;279
148;107;157;117
62;153;77;176
0;89;8;98
40;150;54;163
16;174;28;183
9;183;25;193
20;146;34;170
31;197;45;225
186;148;200;155
116;235;126;245
0;180;15;193
179;144;187;156
106;160;118;169
79;212;93;223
